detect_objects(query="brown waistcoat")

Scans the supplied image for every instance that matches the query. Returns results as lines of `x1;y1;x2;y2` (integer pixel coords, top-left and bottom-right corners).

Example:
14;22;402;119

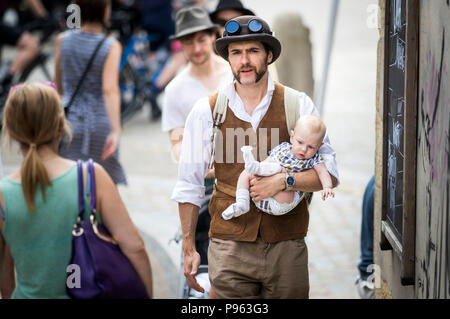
208;82;310;243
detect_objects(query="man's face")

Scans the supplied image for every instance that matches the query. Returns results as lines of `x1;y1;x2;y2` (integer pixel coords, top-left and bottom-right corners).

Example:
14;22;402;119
180;31;216;66
228;41;272;85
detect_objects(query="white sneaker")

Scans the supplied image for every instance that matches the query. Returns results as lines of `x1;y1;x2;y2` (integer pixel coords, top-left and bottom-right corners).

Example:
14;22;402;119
355;276;375;299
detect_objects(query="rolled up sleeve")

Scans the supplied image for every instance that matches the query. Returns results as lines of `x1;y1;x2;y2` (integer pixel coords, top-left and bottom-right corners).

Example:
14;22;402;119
171;97;213;207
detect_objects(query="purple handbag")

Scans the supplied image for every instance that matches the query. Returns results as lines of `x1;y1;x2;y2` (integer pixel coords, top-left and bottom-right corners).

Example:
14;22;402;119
67;159;149;299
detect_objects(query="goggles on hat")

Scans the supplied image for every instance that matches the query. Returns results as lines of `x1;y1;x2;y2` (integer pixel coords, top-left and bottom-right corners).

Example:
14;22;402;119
223;18;272;36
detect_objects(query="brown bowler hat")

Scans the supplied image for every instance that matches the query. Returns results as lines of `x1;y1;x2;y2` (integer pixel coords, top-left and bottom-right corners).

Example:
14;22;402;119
214;15;281;64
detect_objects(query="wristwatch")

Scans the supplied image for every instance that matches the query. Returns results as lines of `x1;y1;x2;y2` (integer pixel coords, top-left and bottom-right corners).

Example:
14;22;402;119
284;172;295;191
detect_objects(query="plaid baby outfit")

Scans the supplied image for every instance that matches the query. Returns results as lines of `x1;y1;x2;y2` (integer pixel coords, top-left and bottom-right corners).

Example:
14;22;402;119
254;142;324;215
269;142;324;173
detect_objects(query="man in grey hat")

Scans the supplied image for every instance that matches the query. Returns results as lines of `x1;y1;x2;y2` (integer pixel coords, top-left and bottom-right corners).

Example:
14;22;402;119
162;5;231;161
172;15;339;298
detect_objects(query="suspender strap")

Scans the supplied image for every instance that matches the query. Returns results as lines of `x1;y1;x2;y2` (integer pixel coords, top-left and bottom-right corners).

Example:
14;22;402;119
208;92;229;169
284;86;300;134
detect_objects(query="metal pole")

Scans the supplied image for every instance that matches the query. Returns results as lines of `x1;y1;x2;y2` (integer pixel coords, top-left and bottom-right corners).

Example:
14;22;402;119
316;0;340;115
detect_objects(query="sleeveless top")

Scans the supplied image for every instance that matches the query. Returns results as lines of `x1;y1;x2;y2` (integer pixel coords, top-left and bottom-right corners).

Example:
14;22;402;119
0;165;92;299
59;30;127;185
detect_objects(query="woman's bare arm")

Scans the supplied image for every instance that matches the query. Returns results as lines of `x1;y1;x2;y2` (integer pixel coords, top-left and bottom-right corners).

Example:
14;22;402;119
94;164;153;298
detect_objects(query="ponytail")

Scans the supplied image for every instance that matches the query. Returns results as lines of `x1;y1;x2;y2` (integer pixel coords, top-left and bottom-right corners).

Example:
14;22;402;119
2;83;70;213
21;144;52;212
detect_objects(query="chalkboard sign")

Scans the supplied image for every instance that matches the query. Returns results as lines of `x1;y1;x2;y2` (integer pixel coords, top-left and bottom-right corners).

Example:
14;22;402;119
385;0;406;242
381;0;419;285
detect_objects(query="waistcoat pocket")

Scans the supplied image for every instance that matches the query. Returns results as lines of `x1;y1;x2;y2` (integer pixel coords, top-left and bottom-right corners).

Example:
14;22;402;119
209;191;246;236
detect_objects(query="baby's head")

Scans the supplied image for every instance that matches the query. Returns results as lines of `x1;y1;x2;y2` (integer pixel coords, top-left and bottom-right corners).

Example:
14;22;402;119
289;114;326;160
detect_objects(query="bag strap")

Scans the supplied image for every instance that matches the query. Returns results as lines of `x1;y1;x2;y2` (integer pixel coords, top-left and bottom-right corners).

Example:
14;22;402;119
208;92;228;169
64;36;107;115
284;86;300;134
87;159;96;213
76;159;96;220
77;159;85;219
0;201;5;221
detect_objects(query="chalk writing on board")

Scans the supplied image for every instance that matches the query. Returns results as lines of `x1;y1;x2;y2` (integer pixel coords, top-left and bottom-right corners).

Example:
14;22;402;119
385;0;406;240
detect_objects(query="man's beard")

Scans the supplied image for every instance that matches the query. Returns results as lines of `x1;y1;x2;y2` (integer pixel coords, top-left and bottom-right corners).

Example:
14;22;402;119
233;62;268;85
189;51;210;66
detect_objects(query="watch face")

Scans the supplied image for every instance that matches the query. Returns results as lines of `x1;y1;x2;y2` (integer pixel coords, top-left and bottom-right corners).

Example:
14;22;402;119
287;176;295;187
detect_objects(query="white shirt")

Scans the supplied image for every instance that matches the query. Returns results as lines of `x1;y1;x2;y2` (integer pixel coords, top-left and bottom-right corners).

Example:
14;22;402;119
171;75;340;207
161;66;233;132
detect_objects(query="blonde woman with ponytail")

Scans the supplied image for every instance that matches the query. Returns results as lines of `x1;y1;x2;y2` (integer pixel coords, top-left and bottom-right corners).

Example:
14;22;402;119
0;83;152;299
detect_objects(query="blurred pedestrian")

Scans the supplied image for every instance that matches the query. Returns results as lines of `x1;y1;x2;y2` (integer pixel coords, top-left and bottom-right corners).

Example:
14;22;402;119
209;0;255;37
173;15;339;298
356;175;375;299
54;0;126;185
163;5;232;299
162;5;231;162
148;0;210;107
0;83;152;298
0;0;42;95
143;0;188;109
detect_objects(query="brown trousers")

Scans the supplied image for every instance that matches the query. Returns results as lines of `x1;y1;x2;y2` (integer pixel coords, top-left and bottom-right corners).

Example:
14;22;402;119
208;236;309;299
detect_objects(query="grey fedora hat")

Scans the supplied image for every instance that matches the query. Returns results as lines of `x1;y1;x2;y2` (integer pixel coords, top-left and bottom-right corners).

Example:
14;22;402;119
170;6;219;40
215;15;281;64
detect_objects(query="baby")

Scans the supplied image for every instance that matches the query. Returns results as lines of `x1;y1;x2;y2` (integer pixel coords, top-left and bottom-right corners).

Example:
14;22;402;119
222;114;335;220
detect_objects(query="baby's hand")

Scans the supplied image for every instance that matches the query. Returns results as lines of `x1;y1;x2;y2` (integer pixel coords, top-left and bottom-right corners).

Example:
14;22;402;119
321;188;335;201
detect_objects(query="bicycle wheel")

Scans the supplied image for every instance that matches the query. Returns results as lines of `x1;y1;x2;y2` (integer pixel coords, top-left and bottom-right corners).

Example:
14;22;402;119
119;60;143;123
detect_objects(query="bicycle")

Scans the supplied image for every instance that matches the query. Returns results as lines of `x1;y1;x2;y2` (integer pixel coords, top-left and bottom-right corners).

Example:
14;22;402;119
110;3;169;124
0;4;67;127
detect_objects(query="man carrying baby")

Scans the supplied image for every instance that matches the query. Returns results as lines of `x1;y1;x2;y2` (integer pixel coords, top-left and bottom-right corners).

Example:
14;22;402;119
223;114;335;220
172;15;339;298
